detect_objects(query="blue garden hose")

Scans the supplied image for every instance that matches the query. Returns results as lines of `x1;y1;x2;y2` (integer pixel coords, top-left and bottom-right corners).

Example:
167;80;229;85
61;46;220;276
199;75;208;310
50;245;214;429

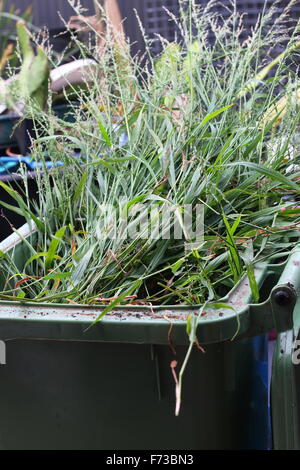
0;156;64;175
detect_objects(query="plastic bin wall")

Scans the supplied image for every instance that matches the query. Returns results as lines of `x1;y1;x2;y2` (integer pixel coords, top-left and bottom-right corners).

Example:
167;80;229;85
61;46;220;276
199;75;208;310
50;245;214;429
0;334;269;450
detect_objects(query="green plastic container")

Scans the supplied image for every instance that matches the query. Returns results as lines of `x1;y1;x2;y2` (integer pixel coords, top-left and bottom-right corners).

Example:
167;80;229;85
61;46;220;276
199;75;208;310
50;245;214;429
271;258;300;450
0;224;299;450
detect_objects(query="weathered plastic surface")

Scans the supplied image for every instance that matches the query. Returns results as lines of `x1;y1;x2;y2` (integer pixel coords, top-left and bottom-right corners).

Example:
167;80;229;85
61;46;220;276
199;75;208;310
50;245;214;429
0;334;269;450
0;224;298;449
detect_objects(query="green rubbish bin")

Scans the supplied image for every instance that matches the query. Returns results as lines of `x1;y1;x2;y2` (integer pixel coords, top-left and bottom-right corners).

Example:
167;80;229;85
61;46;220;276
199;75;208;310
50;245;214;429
271;259;300;450
0;223;299;450
0;114;19;148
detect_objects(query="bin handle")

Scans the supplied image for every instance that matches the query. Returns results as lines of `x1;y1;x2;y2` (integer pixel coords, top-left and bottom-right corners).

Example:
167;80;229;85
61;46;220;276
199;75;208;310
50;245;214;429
240;247;300;340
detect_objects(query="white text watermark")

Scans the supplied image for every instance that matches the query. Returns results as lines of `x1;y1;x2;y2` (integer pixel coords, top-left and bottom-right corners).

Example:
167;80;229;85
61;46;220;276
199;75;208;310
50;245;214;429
94;201;204;251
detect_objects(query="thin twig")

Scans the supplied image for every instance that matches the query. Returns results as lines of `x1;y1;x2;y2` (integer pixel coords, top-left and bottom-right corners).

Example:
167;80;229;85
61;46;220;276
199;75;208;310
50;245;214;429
164;315;176;356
